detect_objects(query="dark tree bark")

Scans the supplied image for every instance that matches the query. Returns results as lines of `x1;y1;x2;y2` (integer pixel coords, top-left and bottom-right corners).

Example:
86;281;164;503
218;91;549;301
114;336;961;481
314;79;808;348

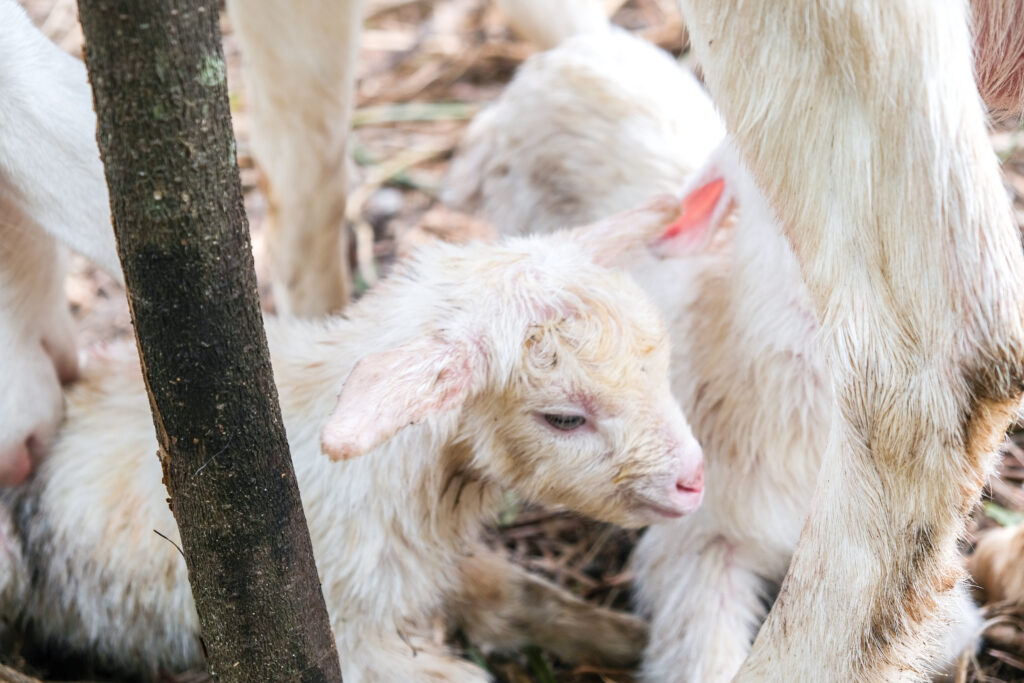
76;2;343;680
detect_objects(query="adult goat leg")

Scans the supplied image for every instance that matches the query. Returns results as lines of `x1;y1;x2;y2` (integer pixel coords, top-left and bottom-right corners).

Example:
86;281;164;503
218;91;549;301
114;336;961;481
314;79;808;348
678;1;1024;679
225;0;363;316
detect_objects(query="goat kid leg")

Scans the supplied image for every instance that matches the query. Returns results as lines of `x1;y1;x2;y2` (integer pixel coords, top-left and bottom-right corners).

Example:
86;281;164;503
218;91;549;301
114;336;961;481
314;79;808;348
679;1;1024;679
635;521;778;682
225;0;362;317
451;548;648;668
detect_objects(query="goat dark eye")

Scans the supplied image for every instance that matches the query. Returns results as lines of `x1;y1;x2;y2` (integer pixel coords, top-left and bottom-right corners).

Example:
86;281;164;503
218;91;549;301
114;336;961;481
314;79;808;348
543;414;586;431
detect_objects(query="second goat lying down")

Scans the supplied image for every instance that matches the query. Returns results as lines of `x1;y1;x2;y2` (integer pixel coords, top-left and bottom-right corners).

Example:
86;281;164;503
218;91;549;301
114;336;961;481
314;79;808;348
0;199;702;682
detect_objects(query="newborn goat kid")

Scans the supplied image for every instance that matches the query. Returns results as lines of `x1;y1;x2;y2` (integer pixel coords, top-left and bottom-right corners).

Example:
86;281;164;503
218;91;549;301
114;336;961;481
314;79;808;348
2;199;703;682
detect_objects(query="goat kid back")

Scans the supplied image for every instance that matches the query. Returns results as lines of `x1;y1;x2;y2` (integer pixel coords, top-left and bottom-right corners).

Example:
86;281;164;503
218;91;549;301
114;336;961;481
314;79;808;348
0;199;702;681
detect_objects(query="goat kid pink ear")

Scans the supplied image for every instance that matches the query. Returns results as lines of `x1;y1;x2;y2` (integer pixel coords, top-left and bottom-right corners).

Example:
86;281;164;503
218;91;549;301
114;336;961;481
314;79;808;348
320;336;479;461
653;176;734;258
661;178;724;240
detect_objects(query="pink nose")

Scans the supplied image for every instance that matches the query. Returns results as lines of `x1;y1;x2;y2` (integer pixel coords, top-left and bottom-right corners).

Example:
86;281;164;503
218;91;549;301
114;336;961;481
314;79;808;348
676;461;704;494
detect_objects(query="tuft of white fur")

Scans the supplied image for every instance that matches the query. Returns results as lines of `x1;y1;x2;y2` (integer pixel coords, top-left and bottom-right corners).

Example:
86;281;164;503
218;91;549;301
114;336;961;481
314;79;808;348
1;208;703;681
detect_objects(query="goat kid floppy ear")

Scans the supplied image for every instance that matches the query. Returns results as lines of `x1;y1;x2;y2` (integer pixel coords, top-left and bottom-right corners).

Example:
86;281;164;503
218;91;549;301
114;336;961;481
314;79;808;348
570;194;683;267
570;160;736;270
321;335;484;461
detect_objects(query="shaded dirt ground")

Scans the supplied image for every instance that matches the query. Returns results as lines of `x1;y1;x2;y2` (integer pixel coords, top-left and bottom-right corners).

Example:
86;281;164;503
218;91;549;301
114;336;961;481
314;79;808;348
11;1;1024;681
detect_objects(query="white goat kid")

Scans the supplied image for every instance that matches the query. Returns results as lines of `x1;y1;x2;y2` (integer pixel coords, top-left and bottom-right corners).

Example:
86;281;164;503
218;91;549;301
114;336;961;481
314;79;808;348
445;0;723;237
2;199;704;681
632;146;982;682
443;14;822;680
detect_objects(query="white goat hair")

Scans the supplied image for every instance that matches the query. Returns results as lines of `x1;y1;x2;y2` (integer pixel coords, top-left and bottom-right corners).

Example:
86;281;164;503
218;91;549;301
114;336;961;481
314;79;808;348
678;1;1024;679
0;0;119;485
1;201;705;681
445;2;723;237
445;4;985;679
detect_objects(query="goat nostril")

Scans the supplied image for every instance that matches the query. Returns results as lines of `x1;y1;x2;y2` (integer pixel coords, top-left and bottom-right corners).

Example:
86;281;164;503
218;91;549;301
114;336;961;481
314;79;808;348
676;462;704;494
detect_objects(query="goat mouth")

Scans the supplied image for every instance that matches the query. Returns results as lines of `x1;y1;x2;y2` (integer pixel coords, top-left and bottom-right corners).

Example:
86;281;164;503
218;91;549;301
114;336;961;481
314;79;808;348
631;484;703;519
632;494;698;519
637;501;688;519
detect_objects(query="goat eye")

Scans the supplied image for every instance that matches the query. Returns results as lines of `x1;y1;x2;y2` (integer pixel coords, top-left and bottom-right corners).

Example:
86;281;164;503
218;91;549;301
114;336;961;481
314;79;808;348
543;414;586;431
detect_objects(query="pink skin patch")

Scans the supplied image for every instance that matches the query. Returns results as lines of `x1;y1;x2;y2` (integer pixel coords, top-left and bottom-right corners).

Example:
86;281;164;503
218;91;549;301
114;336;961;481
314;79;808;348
0;442;33;487
660;178;725;241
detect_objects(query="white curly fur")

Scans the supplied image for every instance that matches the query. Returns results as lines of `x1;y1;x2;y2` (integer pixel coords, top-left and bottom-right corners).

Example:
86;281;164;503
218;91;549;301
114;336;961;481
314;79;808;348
2;201;704;681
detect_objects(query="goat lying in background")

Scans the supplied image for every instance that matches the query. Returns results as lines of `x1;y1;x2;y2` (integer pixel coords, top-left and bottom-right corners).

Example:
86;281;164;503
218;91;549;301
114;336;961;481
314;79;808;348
444;0;723;233
446;5;981;679
0;199;703;681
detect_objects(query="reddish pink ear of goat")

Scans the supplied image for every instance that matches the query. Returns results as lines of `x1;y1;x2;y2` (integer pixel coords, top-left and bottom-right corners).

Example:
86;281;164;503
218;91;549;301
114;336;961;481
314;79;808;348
320;336;481;461
655;165;735;258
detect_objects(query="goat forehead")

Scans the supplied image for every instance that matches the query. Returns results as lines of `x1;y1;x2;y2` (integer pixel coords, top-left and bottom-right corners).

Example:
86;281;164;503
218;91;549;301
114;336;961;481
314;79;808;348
560;302;667;367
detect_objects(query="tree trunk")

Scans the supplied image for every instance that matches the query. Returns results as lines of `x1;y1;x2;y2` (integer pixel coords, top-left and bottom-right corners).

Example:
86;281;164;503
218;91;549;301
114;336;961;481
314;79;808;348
76;2;343;680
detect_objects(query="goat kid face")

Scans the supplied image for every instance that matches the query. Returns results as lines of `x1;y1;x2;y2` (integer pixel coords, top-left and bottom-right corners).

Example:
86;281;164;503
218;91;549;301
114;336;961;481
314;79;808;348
473;282;705;528
321;195;705;527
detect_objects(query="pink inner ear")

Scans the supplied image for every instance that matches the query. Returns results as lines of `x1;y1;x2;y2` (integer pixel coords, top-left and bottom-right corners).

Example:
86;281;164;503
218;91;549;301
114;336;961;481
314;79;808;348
660;178;725;241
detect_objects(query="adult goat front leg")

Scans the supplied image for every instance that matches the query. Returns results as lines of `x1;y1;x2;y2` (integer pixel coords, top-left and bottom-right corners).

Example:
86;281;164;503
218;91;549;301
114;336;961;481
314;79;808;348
225;0;363;316
678;1;1024;679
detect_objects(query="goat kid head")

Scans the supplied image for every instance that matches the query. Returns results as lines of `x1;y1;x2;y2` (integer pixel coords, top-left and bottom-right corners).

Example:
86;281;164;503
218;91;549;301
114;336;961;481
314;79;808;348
321;195;705;527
